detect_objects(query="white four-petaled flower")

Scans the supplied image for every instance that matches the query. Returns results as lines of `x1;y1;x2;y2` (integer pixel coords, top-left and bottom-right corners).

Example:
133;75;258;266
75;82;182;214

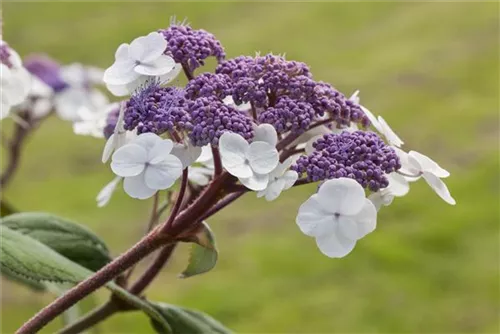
296;178;377;258
257;157;298;201
110;133;183;199
219;124;279;191
103;32;181;96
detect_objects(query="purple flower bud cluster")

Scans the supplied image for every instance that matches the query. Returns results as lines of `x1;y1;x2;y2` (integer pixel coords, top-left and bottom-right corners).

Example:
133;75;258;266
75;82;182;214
124;83;191;135
216;54;311;108
258;96;315;134
185;73;232;100
307;82;369;127
103;106;120;139
0;43;13;68
292;131;401;191
159;24;225;72
188;97;253;146
24;54;68;92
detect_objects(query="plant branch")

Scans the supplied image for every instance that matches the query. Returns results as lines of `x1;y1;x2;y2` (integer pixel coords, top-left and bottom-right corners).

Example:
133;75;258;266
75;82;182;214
16;232;170;334
57;302;118;334
211;145;222;176
1;118;31;188
162;169;188;231
198;192;246;221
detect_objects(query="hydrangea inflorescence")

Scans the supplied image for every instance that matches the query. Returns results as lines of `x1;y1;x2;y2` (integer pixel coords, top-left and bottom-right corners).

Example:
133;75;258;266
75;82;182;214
93;20;455;258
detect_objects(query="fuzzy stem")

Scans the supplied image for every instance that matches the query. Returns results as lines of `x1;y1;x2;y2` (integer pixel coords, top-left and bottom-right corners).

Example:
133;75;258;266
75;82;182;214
57;302;118;334
211;145;223;176
163;169;188;231
16;232;169;334
198;192;245;221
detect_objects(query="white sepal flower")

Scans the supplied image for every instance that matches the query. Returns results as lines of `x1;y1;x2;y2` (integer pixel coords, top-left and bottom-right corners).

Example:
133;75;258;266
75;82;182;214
377;116;403;147
96;176;122;207
407;150;455;205
219;127;279;191
171;140;202;169
103;32;180;96
368;173;410;210
257;157;298;201
110;133;183;199
196;145;215;168
102;103;129;163
60;63;104;87
73;102;119;138
296;178;377;258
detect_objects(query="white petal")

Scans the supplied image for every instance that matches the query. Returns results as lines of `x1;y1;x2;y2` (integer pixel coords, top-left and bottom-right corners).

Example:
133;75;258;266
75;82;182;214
96;177;122;207
123;173;157;199
134;56;176;76
129;32;167;64
422;172;456;205
157;63;182;85
348;90;360;104
134;132;164;152
368;192;393;211
239;173;269;191
378;116;404;147
316;178;366;216
315;232;356;258
338;199;377;240
114;43;130;61
360;105;382;133
408;150;450;178
103;60;140;86
219;132;252;178
282;170;298;190
247;141;279;174
253;124;278;147
147;139;174;163
102;134;116;163
144;155;183;190
263;179;286;201
111;144;147;177
385;172;410;197
296;195;336;237
171;142;202;169
393;147;421;176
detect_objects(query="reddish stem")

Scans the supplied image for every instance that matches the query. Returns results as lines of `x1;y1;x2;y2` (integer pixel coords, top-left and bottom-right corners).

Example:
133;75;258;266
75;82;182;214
163;169;188;231
16;232;170;334
211;145;223;176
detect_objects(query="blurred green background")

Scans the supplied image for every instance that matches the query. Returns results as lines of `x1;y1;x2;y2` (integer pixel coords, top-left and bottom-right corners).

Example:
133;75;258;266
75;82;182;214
1;2;499;333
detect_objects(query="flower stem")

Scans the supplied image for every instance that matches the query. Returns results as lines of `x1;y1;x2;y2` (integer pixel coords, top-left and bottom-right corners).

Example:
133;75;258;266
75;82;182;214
57;302;118;334
16;232;170;334
211;145;223;176
163;169;188;231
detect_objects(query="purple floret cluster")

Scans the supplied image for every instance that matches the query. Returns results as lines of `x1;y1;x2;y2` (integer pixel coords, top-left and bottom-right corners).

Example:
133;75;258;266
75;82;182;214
292;131;401;191
159;24;225;72
24;54;68;92
124;83;191;135
0;43;13;68
185;73;232;100
215;53;370;134
188;97;253;146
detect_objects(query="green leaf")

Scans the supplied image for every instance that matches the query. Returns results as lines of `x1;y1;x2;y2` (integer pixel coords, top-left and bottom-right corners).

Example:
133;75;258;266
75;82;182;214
1;267;47;291
150;303;232;334
0;225;92;284
1;212;112;271
179;221;218;278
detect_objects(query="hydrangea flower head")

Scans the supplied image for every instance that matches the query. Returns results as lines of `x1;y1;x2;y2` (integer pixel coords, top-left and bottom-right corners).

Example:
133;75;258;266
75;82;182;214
159;21;225;72
293;131;401;191
124;81;191;135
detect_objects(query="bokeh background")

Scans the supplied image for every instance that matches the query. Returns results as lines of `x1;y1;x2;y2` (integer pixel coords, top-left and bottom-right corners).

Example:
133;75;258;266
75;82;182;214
1;2;499;333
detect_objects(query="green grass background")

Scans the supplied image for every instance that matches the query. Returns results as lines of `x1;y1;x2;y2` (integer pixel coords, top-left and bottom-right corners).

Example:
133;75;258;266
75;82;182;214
1;2;499;333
